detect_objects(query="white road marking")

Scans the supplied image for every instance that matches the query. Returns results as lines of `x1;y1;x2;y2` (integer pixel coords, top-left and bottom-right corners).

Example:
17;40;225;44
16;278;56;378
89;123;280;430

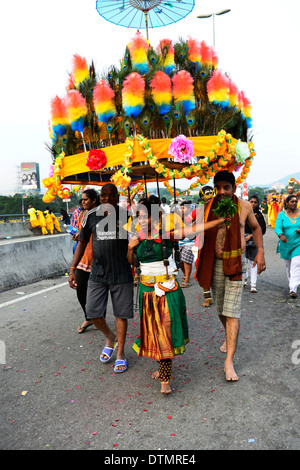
0;282;68;309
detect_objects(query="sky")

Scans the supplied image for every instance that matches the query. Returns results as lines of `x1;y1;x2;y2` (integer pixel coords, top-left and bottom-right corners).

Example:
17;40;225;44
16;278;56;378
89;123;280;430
1;0;300;195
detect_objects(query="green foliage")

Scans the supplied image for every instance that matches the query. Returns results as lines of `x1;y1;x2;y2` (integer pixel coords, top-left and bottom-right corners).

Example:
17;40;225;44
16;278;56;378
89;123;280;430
248;187;267;202
0;193;80;215
212;196;238;227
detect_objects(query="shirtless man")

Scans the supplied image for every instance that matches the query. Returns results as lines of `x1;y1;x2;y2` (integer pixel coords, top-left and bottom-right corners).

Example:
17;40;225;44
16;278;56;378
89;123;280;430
196;171;266;381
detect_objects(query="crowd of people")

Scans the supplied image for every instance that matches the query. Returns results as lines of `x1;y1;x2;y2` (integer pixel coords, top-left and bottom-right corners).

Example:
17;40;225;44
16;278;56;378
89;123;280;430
261;178;300;299
66;170;268;393
28;171;300;393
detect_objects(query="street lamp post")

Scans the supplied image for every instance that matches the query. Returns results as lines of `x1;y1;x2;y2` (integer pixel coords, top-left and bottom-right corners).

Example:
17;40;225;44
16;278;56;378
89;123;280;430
197;9;231;48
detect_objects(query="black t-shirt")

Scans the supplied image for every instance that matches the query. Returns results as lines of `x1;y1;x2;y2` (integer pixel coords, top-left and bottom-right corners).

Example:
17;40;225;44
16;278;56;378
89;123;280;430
79;205;133;284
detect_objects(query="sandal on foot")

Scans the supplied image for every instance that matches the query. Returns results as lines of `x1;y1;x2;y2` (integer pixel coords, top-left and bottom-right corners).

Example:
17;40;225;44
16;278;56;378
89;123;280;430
180;281;191;288
114;359;128;373
290;292;297;299
78;322;93;334
100;341;118;363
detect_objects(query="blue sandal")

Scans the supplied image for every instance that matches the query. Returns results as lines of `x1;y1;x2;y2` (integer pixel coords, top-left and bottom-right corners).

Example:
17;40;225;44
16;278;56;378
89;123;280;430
114;359;128;373
100;341;118;363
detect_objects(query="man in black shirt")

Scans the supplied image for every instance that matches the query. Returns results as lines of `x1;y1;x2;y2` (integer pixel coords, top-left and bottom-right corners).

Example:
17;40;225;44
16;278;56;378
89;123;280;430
69;183;133;372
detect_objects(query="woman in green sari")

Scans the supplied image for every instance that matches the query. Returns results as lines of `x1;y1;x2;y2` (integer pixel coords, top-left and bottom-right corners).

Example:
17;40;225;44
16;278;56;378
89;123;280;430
127;199;226;394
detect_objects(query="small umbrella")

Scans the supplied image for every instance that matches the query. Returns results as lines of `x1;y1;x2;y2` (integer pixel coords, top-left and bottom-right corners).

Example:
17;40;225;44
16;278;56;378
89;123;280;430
96;0;195;39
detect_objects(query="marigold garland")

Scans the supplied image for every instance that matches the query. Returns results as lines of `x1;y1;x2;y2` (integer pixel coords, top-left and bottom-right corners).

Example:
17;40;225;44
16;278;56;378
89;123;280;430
42;151;81;202
44;132;255;200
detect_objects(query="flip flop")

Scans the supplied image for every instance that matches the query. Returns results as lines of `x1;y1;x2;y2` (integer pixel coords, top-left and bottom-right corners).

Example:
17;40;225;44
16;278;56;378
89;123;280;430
78;322;93;334
100;341;118;363
180;281;191;288
114;359;128;373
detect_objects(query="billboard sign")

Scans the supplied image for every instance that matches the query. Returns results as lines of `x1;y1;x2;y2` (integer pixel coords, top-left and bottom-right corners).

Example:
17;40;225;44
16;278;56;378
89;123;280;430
21;162;40;190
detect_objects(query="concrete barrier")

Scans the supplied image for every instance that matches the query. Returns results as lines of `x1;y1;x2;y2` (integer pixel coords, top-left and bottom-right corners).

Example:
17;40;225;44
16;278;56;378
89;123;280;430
0;234;74;291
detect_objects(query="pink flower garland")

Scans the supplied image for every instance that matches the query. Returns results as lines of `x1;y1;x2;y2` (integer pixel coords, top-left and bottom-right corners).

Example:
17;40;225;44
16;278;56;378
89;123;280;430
168;135;194;163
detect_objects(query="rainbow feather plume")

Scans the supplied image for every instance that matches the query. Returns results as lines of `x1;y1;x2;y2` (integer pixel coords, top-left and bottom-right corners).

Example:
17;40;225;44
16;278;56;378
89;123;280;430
187;37;201;66
228;79;239;108
150;71;172;115
199;41;213;67
172;70;195;115
72;54;89;86
211;48;218;69
66;74;76;92
159;39;175;73
207;70;230;108
122;72;145;119
127;32;149;74
65;89;87;132
50;95;68;137
93;80;116;123
239;91;252;127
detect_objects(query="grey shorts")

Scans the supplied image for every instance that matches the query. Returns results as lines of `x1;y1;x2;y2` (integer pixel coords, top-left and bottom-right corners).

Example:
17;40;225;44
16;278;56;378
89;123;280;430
86;280;134;320
211;256;246;318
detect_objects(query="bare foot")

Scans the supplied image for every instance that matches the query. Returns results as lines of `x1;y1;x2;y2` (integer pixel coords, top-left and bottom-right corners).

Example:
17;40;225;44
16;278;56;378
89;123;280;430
224;360;239;381
161;382;172;394
152;370;159;380
220;342;227;353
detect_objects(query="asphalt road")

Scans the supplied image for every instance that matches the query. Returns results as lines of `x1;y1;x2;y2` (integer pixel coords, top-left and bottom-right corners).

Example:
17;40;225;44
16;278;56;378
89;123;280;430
0;227;299;452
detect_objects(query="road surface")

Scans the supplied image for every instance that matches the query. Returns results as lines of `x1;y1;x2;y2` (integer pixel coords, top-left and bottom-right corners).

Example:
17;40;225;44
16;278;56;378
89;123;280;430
0;228;299;452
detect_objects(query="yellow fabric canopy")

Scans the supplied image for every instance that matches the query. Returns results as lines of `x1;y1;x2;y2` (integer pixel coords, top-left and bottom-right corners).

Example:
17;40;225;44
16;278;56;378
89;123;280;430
61;135;235;184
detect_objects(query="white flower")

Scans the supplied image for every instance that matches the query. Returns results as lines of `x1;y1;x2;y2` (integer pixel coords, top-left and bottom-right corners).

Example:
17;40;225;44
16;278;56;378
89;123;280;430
235;140;250;165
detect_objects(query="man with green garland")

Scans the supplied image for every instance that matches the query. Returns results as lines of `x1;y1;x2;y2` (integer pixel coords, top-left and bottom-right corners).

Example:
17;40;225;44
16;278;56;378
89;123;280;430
195;171;266;382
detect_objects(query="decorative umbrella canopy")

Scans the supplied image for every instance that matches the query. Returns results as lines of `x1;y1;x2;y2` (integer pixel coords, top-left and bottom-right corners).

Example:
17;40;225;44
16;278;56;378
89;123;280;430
95;0;195;39
44;33;255;204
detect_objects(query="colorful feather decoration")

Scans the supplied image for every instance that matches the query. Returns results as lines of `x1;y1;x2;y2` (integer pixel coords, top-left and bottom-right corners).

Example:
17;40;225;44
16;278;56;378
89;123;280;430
93;80;116;123
65;89;87;132
172;70;195;115
127;31;149;74
199;41;213;67
122;72;145;119
207;70;230;108
72;54;89;86
66;74;76;92
239;91;252;127
50;96;68;137
187;37;201;67
211;48;218;69
150;71;172;115
159;39;175;73
228;79;239;108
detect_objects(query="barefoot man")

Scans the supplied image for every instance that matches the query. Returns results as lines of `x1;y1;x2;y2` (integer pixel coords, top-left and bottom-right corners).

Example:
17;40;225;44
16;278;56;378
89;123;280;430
195;171;266;381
